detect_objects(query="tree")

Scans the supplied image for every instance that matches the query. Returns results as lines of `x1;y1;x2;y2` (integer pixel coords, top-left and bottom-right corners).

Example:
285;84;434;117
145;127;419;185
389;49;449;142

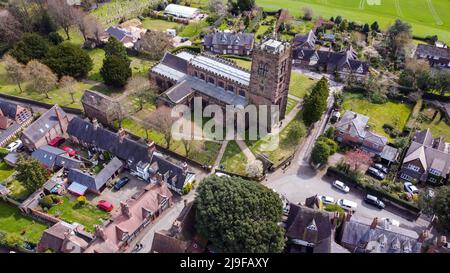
104;37;128;59
44;43;93;78
76;14;103;43
362;23;370;34
10;33;50;64
419;186;450;232
59;76;77;103
302;77;329;125
339;19;348;32
182;139;201;157
15;155;50;193
324;126;335;139
334;16;343;25
207;0;228;16
48;32;64;45
138;30;174;60
195;175;285;253
246;160;263;178
284;121;305;145
2;55;26;93
311;140;330;165
47;0;80;40
25;59;58;99
37;10;57;35
100;54;131;87
370;21;379;32
146;106;176;149
387;19;412;58
125;76;156;111
0;10;23;48
234;0;254;12
302;6;313;21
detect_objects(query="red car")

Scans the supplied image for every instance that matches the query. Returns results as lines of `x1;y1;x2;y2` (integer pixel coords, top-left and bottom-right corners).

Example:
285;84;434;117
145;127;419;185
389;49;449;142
97;200;113;212
48;136;65;147
63;146;76;157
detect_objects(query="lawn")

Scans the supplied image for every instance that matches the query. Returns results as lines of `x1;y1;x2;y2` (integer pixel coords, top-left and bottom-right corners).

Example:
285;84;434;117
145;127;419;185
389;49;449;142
341;92;413;142
141;18;184;32
0;201;48;244
247;113;306;167
289;72;318;99
179;20;210;39
417;107;450;141
47;196;110;233
286;97;298;114
91;0;151;26
223;56;252;70
219;141;248;176
0;161;14;182
2;180;32;202
255;0;450;43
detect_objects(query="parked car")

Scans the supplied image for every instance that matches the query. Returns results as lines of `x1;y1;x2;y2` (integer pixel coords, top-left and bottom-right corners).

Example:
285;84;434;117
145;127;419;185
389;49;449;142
364;194;385;209
337;199;358;212
332;180;350;193
97;200;113;212
215;172;230;178
367;167;385;180
381;218;400;227
114;177;130;191
404;182;419;194
372;163;388;174
6;140;22;152
48;136;65;147
63;146;76;157
318;195;335;205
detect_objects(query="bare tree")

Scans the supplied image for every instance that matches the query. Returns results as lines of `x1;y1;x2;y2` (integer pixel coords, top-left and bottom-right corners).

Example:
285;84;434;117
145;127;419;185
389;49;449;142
8;0;34;32
2;55;26;93
138;30;173;60
182;139;201;157
76;13;104;43
146;106;176;149
59;76;77;103
0;10;23;47
47;0;80;40
125;76;156;111
207;0;228;17
275;9;291;33
302;6;313;21
246;160;263;178
25;60;58;99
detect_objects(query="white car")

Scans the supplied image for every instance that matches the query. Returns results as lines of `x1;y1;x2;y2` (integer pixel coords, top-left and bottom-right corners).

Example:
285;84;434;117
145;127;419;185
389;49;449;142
318;195;335;205
332;180;350;193
381;218;400;227
6;140;23;152
337;199;358;212
215;172;230;178
404;182;419;194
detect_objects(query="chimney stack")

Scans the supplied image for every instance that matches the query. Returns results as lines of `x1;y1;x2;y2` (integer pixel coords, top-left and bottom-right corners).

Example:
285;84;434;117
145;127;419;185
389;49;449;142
184;199;187;207
182;162;188;174
92;118;99;130
54;106;65;132
345;211;352;222
94;225;107;241
117;128;126;143
418;230;429;243
147;141;156;156
120;201;132;218
370;217;378;229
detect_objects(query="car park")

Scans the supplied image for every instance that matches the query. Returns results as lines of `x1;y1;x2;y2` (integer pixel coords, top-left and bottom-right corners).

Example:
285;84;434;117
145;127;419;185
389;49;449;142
6;140;23;152
318;195;335;205
404;182;419;194
367;167;385;180
48;136;65;147
332;180;350;193
372;163;388;174
364;194;385;209
114;177;130;191
97;200;113;212
337;199;357;212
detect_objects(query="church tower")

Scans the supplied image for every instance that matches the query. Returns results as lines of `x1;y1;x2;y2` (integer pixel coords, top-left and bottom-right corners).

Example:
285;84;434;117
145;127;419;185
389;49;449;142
249;39;292;122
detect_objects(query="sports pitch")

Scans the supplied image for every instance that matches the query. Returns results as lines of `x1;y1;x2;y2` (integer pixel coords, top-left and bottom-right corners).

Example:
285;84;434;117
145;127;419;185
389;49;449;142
255;0;450;42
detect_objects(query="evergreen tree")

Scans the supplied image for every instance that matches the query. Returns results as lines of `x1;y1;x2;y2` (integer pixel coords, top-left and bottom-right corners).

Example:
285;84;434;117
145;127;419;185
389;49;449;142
9;33;50;64
104;36;128;59
370;21;379;32
15;156;50;193
44;43;93;78
100;54;131;87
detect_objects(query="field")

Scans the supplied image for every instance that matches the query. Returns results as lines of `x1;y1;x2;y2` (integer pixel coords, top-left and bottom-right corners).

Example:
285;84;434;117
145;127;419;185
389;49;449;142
255;0;450;43
341;92;412;142
219;141;248;176
0;201;48;244
417;107;450;141
289;72;318;99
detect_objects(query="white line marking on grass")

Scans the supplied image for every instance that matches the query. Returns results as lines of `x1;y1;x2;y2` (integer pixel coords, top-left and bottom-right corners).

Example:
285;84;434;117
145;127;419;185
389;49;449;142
394;0;405;18
426;0;444;25
359;0;366;10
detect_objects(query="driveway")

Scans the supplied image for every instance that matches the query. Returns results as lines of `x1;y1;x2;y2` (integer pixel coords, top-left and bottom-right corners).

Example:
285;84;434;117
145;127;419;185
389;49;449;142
90;172;148;215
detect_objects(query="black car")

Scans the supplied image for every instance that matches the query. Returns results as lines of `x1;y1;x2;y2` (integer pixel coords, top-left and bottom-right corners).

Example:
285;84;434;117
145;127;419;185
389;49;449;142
114;177;130;191
364;194;385;209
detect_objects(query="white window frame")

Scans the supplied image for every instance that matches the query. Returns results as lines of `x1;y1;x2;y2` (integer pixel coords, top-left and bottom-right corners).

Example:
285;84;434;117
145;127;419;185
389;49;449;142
407;164;420;172
400;173;412;181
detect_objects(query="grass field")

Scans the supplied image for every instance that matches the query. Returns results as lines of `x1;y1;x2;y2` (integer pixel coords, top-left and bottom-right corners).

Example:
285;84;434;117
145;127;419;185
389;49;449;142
417;107;450;141
141;18;184;31
341;92;412;142
219;141;248;176
289;72;318;99
47;196;110;233
255;0;450;43
0;161;14;182
0;201;48;244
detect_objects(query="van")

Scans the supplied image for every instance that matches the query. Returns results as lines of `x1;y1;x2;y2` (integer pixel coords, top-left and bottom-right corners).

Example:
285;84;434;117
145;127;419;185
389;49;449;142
337;199;358;212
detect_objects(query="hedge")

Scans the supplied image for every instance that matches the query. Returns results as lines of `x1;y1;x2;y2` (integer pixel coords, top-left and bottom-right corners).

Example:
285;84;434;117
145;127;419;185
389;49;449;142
326;166;421;213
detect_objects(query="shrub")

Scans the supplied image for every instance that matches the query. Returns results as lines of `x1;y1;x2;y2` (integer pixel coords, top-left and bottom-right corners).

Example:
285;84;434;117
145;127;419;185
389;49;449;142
39;195;55;209
77;195;86;205
48;32;64;45
0;148;9;159
182;182;192;195
382;123;395;130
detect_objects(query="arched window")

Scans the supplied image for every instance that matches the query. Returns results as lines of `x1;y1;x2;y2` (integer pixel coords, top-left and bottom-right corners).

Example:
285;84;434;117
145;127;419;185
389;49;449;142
258;62;269;77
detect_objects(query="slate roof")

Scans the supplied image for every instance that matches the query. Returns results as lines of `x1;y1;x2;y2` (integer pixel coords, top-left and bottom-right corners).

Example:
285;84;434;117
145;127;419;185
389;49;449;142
285;204;333;253
151;154;193;192
204;32;254;47
293;30;317;48
340;216;421;253
403;129;450;175
0;100;19;118
106;26;130;42
151;231;188;253
67;117;150;170
415;44;450;59
37;221;91;253
22;105;67;144
336;111;387;146
191;55;250;86
81;90;116;112
32;145;66;169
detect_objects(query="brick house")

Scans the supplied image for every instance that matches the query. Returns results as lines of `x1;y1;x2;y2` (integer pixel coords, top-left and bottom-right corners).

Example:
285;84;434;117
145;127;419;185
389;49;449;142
81;90;120;126
414;43;450;70
203;31;254;56
21;105;69;151
0;99;33;147
399;129;450;185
